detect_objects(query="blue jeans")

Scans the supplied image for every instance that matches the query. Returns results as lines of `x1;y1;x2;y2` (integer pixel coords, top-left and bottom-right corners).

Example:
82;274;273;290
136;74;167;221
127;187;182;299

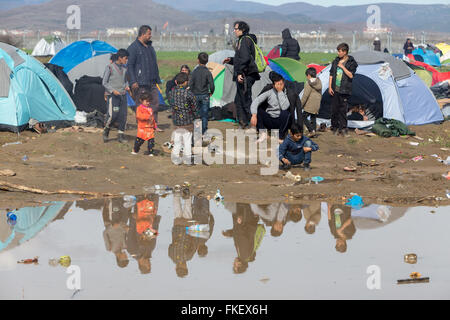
195;94;210;135
285;140;312;165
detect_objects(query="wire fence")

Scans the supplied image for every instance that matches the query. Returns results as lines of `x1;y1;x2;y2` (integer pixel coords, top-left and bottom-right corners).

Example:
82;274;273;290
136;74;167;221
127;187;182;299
12;30;449;55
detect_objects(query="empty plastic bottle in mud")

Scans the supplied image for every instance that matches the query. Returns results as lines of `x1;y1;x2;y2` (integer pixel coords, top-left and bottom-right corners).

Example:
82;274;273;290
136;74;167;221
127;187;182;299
186;224;210;232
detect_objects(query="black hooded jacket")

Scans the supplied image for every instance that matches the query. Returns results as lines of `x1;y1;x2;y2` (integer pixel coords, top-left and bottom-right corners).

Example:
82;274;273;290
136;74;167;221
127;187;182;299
228;33;260;81
329;55;358;96
281;28;300;60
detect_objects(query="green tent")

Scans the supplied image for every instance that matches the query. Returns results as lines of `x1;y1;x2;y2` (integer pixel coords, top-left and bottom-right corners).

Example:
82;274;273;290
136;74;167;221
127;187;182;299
268;58;307;83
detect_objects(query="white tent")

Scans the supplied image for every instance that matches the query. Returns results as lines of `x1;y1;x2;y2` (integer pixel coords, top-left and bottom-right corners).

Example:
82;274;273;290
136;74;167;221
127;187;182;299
32;38;65;56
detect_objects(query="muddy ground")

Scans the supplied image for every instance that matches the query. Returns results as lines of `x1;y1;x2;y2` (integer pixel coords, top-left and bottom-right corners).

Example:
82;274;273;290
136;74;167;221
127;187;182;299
0;110;449;209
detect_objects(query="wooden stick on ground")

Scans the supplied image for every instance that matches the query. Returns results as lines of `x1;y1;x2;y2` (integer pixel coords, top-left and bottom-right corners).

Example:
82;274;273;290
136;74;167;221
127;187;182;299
0;181;117;198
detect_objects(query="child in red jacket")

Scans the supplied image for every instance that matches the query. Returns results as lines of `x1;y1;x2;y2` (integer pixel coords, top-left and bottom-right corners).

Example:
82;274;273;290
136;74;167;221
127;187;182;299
132;93;157;156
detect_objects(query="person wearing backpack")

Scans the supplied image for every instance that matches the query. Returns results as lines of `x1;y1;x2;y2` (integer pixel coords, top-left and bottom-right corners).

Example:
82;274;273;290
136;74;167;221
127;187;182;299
224;21;261;129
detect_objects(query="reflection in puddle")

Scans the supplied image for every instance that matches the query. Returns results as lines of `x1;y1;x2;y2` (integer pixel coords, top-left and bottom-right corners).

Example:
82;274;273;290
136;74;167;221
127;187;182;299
0;194;449;299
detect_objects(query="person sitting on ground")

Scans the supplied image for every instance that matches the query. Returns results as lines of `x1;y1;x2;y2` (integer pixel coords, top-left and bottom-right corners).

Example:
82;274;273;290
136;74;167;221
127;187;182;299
250;72;298;143
347;105;368;121
102;49;130;144
132;93;157;156
168;72;197;165
189;52;215;135
301;67;322;138
280;28;300;60
165;65;191;100
279;123;319;171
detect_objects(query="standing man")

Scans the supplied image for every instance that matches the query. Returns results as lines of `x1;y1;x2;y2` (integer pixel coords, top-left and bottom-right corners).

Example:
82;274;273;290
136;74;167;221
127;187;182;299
224;21;260;129
328;43;358;137
127;25;163;131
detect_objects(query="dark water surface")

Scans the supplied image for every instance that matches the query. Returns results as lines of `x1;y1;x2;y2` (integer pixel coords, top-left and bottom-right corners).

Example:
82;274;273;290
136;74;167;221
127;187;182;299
1;194;449;299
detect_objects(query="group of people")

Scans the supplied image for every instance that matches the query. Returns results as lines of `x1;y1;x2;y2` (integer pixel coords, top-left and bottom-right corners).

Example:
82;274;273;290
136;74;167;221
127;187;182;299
100;22;362;170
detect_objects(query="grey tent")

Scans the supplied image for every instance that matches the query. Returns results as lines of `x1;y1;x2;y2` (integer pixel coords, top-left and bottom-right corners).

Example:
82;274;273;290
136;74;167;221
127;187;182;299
208;50;235;65
67;54;112;85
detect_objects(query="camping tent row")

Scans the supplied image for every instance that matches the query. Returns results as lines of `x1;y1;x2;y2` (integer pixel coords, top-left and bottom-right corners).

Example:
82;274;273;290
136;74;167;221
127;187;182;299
50;39;165;111
0;42;76;132
306;51;443;128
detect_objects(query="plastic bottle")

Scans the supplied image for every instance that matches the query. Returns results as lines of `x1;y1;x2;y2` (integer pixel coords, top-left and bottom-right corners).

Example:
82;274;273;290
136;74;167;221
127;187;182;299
186;224;210;232
123;195;137;202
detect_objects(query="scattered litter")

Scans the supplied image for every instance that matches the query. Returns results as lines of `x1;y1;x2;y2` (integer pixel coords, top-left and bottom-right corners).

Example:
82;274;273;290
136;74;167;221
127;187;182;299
120;166;127;169
412;136;424;141
143;228;158;238
343;166;357;172
337;154;343;158
186;224;210;232
430;154;439;158
285;171;302;182
404;253;417;264
49;256;71;267
2;141;22;147
6;211;17;226
444;156;450;165
259;278;270;283
43;154;55;158
310;176;324;184
214;189;224;202
17;257;39;265
410;272;422;279
0;169;16;177
412;156;424;162
345;195;364;209
447;190;450;199
397;277;429;285
441;148;450;151
21;155;28;162
409;142;419;146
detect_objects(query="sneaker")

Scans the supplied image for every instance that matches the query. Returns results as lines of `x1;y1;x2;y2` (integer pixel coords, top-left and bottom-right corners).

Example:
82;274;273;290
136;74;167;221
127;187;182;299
118;133;126;143
143;150;154;156
332;129;338;136
343;129;350;137
131;151;138;155
303;165;311;172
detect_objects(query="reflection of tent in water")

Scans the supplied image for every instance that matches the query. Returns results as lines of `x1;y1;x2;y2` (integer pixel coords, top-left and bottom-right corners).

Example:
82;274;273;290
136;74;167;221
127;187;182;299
0;202;72;252
351;205;407;229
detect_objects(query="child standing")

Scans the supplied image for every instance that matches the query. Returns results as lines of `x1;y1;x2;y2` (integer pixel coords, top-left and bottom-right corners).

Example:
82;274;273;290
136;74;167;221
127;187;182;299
103;49;130;143
328;43;358;137
189;52;215;135
169;72;197;165
301;67;322;138
279;123;319;171
132;93;156;156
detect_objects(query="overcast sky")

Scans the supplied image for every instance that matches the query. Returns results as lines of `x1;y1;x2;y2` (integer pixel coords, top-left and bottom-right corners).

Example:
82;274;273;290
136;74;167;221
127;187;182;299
243;0;450;6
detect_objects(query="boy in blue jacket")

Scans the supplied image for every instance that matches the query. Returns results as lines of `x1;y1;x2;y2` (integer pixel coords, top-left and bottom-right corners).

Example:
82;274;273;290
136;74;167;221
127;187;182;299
279;123;319;171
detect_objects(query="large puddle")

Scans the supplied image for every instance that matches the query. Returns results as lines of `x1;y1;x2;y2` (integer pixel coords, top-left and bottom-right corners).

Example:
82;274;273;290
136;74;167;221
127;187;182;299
1;193;449;299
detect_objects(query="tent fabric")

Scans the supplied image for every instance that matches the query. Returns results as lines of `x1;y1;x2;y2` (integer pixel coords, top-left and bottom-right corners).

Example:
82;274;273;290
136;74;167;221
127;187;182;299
412;48;441;67
0;58;10;97
406;55;450;86
307;64;327;74
32;38;65;56
208;50;235;65
210;63;272;108
50;39;117;74
440;52;450;63
0;42;76;132
269;58;307;83
44;63;74;97
436;43;450;56
267;45;282;60
307;55;443;127
397;71;444;125
66;53;112;85
352;51;411;80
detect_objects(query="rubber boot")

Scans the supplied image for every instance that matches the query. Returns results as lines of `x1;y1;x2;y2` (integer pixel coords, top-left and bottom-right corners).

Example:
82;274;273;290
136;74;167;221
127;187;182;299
118;133;126;143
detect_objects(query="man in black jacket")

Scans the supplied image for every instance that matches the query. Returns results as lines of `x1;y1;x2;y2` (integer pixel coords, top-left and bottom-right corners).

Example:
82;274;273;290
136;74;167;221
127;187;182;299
224;21;261;129
328;43;358;137
281;28;300;60
127;25;163;131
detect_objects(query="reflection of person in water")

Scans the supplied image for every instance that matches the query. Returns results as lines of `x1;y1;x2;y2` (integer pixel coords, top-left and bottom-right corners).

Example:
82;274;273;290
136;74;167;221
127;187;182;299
127;194;161;274
102;198;131;268
250;203;293;237
192;196;214;258
327;203;355;253
223;203;262;274
303;202;321;234
168;190;197;278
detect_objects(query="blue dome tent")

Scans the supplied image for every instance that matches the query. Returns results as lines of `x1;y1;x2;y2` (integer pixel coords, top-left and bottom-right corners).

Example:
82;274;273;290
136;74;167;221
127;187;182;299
0;42;76;132
304;51;443;128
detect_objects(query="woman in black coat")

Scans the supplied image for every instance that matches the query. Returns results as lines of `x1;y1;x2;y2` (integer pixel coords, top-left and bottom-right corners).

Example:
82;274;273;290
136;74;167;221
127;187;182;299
281;28;300;60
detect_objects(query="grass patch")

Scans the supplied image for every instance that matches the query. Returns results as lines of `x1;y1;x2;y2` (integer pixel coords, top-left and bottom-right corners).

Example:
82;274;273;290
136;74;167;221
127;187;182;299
347;138;358;145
